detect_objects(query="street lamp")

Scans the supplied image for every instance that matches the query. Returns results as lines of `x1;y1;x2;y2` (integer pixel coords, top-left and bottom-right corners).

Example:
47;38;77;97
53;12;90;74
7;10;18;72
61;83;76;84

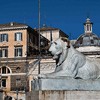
0;74;2;90
16;89;18;100
16;78;21;100
38;0;41;74
16;79;18;100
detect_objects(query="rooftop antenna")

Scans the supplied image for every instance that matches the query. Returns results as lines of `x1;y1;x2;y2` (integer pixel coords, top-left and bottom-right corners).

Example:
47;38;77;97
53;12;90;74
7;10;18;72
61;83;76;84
69;33;72;40
23;15;26;24
87;12;90;19
43;14;47;27
38;0;41;74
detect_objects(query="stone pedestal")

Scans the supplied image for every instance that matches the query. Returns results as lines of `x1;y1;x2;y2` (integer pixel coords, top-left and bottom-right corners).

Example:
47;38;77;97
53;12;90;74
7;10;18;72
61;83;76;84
31;78;100;100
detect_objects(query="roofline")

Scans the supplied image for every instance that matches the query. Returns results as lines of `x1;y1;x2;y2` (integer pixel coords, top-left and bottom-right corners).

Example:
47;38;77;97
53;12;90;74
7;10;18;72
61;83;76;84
59;30;69;38
0;26;28;31
37;28;59;32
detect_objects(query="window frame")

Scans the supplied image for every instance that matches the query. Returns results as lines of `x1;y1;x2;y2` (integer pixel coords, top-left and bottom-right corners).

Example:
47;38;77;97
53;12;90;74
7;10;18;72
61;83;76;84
0;66;11;88
0;47;8;58
14;46;23;57
1;78;6;87
15;32;22;41
0;34;8;42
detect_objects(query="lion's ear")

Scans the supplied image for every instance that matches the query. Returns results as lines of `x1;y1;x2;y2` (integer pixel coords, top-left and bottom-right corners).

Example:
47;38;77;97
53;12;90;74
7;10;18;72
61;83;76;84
67;41;70;48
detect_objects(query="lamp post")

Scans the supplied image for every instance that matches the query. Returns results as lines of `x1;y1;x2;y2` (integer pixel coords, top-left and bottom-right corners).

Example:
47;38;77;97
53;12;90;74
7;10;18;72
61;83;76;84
38;0;41;74
16;78;21;100
16;89;18;100
16;79;19;100
0;74;2;90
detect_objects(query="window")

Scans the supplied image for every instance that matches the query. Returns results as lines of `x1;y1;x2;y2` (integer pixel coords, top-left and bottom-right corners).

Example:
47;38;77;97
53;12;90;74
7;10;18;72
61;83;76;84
0;34;8;42
0;66;11;88
16;67;20;73
15;32;22;41
87;25;90;31
33;36;36;44
1;79;6;87
0;47;8;57
0;66;10;74
15;47;22;57
91;40;94;44
16;78;21;84
2;67;6;74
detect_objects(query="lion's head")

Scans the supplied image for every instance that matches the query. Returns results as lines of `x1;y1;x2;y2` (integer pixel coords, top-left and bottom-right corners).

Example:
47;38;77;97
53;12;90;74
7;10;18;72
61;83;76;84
49;37;70;60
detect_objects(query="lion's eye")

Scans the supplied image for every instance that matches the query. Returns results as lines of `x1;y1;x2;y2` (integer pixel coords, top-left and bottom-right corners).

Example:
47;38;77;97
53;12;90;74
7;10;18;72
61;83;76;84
54;42;57;45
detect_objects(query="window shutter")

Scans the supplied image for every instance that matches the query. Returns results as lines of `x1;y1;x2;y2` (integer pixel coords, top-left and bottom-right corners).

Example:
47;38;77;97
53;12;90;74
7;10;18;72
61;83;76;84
0;34;3;42
0;34;1;42
0;49;2;57
21;48;22;56
21;33;22;41
5;49;8;57
15;33;16;41
15;48;16;57
6;34;8;42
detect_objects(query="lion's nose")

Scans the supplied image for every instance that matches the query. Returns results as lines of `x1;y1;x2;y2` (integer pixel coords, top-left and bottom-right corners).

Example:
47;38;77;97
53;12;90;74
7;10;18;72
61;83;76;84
49;48;51;52
49;47;52;53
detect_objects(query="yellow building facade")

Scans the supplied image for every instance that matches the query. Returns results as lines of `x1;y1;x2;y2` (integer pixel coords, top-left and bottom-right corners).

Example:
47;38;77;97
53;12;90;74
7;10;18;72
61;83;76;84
0;22;68;100
0;22;40;100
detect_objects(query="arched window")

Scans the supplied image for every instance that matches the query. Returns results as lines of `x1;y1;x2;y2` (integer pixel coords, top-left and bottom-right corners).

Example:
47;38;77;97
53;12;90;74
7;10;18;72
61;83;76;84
0;66;11;74
0;66;11;88
87;25;90;31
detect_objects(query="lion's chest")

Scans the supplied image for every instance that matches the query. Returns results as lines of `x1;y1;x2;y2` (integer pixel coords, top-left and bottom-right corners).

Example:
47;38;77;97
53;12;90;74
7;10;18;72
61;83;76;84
58;53;86;71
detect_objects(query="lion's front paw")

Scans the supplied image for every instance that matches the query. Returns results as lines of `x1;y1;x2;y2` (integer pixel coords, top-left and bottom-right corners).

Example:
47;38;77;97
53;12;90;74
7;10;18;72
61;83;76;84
38;74;47;78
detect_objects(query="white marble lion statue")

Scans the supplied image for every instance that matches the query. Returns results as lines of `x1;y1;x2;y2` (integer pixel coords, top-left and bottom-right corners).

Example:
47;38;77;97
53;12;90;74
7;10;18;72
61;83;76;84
38;37;100;79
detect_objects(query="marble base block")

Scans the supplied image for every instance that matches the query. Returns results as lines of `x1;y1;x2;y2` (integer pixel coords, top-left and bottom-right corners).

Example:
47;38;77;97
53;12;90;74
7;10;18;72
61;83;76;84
29;90;100;100
30;78;100;100
32;78;100;90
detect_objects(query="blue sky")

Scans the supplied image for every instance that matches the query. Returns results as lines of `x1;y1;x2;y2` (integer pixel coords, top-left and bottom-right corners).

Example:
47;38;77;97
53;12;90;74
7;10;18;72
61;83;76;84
0;0;100;39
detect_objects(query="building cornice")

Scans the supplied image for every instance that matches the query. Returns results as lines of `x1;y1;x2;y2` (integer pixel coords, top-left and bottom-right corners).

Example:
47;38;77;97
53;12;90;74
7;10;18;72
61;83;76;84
0;26;28;31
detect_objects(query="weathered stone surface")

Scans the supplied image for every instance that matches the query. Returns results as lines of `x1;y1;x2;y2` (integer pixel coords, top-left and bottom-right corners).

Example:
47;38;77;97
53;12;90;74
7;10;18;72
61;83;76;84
0;92;3;100
32;78;100;90
30;90;100;100
31;78;100;100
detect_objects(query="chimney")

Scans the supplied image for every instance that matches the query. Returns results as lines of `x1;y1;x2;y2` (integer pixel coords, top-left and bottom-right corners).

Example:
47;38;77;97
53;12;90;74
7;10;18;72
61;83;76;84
10;22;14;26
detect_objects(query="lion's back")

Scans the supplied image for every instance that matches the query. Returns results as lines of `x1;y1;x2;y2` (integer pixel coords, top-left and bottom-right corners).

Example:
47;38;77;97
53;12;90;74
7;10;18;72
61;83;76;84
76;57;100;79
